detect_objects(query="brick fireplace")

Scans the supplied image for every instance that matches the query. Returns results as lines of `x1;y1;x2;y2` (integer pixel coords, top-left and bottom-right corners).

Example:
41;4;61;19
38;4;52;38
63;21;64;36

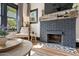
40;17;76;48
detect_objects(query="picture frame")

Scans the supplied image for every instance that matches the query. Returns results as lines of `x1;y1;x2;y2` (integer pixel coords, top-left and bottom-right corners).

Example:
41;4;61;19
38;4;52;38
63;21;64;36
30;9;38;23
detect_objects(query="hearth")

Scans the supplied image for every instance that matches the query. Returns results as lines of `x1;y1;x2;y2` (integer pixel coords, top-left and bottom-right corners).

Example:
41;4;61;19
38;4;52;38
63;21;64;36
47;34;62;44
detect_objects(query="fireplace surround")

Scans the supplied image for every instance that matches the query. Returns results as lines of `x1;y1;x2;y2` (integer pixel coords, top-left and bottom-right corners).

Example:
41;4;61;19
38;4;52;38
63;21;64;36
40;17;76;48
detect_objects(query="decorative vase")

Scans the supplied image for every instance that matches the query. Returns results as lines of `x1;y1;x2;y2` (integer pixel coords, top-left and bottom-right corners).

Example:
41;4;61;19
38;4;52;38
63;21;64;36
0;37;7;46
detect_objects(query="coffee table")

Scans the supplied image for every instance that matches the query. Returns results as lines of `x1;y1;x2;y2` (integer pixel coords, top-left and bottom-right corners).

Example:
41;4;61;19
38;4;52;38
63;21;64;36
0;39;32;56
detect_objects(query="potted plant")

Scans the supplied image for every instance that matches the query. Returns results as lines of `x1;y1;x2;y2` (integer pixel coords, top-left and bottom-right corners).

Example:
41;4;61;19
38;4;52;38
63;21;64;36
0;28;8;46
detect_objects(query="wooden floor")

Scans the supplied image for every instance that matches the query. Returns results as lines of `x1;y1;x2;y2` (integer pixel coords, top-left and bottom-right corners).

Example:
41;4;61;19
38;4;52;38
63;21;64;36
32;47;79;56
76;48;79;55
32;41;79;56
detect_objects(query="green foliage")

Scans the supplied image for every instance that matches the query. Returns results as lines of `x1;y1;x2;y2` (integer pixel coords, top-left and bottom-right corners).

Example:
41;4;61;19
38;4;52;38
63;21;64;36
8;18;16;26
7;6;16;13
73;3;79;9
0;28;8;36
8;18;16;30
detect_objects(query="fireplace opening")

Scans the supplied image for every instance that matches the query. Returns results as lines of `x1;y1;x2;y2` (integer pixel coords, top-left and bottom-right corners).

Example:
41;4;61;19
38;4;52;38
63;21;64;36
47;34;62;44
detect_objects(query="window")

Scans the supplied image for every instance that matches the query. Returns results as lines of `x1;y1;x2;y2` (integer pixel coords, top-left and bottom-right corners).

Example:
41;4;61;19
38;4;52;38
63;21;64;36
7;6;17;31
0;16;1;26
0;3;1;26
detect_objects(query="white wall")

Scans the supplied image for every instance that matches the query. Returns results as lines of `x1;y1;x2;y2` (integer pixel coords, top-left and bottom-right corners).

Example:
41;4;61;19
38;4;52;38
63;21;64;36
30;3;44;37
74;4;79;41
23;3;29;26
76;16;79;41
76;11;79;42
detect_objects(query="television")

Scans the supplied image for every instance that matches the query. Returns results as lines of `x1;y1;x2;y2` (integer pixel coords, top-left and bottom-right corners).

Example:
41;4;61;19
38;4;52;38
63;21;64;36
45;3;73;14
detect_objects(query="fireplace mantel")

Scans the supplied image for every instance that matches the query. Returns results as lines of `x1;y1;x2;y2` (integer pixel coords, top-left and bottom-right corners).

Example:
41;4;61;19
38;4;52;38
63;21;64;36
40;9;78;21
40;17;76;21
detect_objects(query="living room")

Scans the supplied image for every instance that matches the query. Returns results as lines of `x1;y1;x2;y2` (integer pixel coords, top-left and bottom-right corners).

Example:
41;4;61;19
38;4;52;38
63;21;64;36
0;3;79;56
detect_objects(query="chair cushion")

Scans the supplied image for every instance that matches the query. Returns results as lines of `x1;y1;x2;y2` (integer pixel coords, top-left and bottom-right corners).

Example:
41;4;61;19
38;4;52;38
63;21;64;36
20;27;29;35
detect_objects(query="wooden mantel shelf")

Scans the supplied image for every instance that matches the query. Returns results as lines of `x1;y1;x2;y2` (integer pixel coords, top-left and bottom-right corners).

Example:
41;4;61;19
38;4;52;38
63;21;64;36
40;17;77;21
40;9;78;21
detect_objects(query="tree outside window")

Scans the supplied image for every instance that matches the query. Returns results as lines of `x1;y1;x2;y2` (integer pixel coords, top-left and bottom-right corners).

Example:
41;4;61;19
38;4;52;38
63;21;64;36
7;6;17;31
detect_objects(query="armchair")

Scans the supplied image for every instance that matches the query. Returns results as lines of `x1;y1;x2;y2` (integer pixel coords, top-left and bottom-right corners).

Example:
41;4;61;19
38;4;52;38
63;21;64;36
15;27;29;40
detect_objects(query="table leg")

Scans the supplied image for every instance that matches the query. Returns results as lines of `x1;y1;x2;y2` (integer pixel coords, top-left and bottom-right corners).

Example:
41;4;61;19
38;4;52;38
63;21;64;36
28;51;31;56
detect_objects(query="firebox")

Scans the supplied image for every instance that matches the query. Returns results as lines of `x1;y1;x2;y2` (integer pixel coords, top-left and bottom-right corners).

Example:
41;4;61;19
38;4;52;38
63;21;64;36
47;34;62;44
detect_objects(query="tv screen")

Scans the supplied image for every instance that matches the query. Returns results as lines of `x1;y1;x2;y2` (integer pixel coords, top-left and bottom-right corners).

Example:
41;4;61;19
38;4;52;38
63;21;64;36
45;3;73;14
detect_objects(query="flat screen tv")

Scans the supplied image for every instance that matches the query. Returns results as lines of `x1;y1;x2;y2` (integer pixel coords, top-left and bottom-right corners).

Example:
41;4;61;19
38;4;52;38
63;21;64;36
45;3;73;14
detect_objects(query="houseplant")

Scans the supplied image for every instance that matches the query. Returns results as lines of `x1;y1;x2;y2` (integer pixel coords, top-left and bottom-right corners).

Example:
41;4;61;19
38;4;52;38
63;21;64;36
0;28;8;46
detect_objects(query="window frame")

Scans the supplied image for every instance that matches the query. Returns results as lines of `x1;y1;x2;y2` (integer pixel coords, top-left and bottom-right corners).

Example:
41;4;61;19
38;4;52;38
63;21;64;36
0;3;1;25
7;5;17;19
0;3;18;30
7;4;18;31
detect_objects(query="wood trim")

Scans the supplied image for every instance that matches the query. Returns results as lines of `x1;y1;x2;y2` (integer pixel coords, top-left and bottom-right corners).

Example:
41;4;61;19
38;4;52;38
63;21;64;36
7;3;18;9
